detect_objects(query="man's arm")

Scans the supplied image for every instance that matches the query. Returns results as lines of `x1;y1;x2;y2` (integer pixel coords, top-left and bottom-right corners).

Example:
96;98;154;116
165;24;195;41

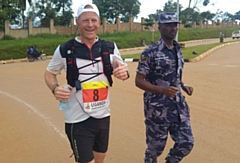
181;82;194;96
135;72;178;98
44;70;72;101
44;70;59;94
111;43;130;81
44;46;71;100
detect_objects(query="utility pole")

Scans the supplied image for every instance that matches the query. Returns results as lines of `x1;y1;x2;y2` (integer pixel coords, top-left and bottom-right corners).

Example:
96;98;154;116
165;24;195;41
176;0;179;42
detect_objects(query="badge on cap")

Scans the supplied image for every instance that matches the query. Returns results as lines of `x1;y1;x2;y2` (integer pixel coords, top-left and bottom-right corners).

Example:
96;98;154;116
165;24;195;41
158;12;179;24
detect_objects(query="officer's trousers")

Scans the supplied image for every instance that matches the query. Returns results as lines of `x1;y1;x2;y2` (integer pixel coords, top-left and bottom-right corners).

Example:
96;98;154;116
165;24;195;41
144;120;194;163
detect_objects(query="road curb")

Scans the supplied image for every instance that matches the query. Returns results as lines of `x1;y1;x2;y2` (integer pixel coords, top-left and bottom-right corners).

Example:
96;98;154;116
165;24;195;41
0;58;28;64
119;46;146;52
185;41;240;62
182;38;221;44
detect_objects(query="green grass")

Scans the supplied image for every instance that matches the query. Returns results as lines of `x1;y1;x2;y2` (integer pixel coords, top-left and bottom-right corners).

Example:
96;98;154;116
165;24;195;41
121;40;240;60
181;43;221;59
121;53;141;59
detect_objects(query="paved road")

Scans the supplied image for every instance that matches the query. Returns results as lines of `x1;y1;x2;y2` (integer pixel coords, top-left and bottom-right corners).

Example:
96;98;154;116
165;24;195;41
185;37;236;47
0;41;240;163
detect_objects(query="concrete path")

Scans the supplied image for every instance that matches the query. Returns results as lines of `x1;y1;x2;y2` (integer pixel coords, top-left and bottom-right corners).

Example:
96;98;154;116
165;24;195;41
0;41;240;163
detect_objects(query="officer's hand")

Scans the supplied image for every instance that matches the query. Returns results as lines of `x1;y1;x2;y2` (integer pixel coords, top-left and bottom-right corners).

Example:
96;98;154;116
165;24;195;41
113;61;129;80
182;85;193;96
162;86;179;98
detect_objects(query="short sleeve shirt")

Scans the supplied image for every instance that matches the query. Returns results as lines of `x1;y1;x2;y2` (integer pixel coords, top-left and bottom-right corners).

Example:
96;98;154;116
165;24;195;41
46;37;125;123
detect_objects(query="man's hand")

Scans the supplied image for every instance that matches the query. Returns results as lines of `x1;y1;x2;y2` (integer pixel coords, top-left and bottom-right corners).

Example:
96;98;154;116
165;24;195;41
113;61;129;80
182;85;193;96
162;86;179;98
54;85;72;101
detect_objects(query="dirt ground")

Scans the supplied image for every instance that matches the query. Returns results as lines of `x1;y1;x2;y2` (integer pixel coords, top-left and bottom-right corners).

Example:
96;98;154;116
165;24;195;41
0;43;240;163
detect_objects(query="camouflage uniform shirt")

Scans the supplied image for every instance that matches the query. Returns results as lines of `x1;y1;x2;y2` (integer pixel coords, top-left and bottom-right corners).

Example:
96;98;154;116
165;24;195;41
136;38;190;123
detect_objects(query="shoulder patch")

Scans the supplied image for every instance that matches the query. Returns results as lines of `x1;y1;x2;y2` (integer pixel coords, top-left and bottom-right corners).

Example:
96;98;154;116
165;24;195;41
140;55;148;63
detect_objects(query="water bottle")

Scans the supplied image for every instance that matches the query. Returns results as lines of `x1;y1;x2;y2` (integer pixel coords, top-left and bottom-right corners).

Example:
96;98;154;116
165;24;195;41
59;86;69;111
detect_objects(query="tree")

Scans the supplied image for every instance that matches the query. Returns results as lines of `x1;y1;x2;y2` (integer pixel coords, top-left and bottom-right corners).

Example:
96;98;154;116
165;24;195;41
53;0;73;26
146;0;183;24
185;0;211;25
163;0;183;12
33;0;73;26
214;9;224;21
221;12;235;23
181;8;201;24
148;9;163;23
0;0;22;29
141;17;155;29
203;0;210;6
17;0;32;27
93;0;140;24
200;11;215;23
214;10;235;23
25;2;38;26
35;0;56;27
0;0;74;30
188;0;210;9
234;11;240;20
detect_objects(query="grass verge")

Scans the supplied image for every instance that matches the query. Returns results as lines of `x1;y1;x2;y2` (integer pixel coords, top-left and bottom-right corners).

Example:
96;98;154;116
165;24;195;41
121;40;240;60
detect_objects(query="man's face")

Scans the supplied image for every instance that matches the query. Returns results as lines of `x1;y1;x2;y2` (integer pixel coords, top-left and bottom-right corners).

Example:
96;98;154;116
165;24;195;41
76;12;100;41
158;22;178;40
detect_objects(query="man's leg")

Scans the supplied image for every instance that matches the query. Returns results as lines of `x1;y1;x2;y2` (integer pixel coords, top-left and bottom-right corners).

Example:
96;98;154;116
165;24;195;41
144;120;169;163
143;100;170;163
165;120;194;163
93;117;110;163
65;120;95;163
93;151;106;163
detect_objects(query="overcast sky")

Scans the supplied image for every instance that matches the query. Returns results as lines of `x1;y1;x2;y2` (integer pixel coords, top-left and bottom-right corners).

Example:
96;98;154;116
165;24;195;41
72;0;239;22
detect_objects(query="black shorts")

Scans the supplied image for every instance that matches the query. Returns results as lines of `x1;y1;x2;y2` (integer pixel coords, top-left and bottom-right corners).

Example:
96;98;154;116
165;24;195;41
65;116;110;163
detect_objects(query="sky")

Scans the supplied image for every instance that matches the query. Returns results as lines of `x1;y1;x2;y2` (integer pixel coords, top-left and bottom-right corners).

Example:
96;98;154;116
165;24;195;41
72;0;240;22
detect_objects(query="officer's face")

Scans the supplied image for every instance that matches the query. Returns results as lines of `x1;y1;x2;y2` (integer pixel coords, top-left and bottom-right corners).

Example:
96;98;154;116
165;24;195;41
76;11;100;42
158;22;178;40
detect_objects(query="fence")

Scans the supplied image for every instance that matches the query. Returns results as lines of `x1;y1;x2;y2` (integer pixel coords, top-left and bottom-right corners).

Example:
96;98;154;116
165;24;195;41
1;17;240;39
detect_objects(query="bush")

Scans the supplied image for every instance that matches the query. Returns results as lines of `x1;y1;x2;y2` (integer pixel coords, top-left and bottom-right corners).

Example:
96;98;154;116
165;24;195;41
184;23;192;28
2;35;16;40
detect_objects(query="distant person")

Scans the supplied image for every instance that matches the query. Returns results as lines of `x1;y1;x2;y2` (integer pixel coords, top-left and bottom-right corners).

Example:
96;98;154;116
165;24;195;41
27;46;34;56
27;45;40;58
32;45;40;58
44;3;129;163
135;12;194;163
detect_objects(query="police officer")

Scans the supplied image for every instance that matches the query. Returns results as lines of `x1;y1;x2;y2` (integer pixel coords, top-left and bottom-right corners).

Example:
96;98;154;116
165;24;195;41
135;12;194;163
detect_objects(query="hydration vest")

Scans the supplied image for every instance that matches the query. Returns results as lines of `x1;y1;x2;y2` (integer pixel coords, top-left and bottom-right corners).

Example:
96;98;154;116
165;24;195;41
59;39;114;88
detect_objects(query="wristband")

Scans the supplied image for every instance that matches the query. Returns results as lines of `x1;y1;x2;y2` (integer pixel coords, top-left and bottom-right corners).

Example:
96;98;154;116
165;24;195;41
181;83;187;87
51;84;59;95
126;71;130;79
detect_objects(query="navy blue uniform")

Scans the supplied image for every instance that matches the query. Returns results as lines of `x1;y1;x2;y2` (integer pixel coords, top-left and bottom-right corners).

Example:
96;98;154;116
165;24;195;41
136;38;194;163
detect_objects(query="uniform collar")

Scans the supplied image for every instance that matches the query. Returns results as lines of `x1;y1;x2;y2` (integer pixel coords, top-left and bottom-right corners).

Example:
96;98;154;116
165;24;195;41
158;38;180;50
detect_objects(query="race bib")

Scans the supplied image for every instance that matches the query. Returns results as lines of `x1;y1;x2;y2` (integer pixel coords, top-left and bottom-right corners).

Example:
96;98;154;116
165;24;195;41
82;81;109;113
